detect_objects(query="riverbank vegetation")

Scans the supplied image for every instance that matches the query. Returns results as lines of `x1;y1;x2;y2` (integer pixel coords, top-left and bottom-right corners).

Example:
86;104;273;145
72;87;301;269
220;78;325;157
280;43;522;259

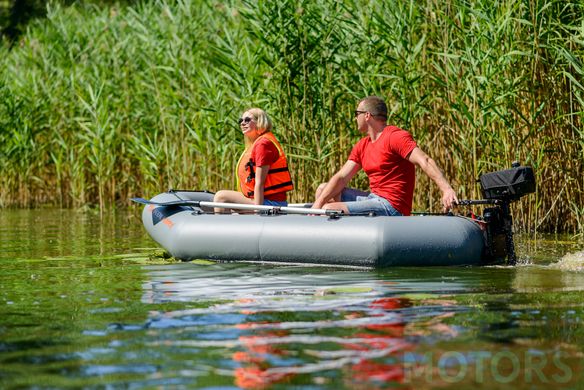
0;0;582;233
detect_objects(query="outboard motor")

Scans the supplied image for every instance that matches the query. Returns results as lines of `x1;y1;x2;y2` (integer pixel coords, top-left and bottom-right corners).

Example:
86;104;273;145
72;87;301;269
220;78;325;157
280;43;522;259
480;162;535;264
459;162;536;265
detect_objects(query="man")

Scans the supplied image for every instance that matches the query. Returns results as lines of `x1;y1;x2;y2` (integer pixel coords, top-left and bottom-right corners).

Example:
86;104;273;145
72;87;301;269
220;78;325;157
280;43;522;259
312;96;457;216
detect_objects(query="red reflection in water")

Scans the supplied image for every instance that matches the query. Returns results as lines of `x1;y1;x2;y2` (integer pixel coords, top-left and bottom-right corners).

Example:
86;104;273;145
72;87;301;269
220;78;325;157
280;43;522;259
231;296;418;388
342;297;413;387
351;359;405;382
234;366;292;389
233;332;292;389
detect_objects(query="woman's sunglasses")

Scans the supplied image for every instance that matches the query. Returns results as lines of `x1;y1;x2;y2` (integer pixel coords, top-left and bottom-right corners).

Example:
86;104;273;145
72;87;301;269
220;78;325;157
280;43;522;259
238;116;254;125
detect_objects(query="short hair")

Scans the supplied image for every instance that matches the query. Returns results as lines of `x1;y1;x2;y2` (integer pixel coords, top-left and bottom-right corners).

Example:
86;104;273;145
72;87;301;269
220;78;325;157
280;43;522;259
246;108;273;132
359;96;388;120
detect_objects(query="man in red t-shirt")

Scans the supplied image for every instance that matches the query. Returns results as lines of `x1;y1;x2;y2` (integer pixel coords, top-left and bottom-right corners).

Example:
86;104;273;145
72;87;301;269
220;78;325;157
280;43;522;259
312;96;457;216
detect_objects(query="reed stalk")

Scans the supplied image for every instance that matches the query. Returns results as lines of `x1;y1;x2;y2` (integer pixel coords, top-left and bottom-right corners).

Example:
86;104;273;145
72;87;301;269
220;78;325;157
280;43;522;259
0;0;582;233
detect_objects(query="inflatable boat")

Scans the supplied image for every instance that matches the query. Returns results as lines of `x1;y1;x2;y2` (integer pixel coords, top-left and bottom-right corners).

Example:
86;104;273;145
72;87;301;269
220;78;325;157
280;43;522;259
134;165;535;267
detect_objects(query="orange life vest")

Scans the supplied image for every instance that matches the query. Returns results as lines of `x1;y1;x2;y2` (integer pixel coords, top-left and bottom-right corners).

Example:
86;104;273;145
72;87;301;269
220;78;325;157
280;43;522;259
236;132;294;198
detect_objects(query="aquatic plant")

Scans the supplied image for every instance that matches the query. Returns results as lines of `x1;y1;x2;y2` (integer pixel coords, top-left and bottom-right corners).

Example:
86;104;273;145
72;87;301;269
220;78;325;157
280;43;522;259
0;0;582;233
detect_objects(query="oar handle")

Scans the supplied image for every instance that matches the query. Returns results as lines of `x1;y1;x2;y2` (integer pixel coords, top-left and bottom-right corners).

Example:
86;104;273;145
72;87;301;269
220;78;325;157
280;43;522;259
456;199;501;206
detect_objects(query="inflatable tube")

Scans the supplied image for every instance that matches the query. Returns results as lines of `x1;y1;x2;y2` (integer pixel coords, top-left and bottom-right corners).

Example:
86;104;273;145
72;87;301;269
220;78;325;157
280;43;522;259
140;191;489;267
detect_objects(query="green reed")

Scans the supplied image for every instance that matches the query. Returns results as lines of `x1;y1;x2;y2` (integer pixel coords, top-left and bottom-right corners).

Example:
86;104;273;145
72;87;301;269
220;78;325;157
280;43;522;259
0;0;582;233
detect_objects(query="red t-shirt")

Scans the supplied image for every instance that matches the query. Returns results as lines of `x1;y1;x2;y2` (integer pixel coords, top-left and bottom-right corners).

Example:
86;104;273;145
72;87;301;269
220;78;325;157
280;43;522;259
251;138;287;201
348;126;417;215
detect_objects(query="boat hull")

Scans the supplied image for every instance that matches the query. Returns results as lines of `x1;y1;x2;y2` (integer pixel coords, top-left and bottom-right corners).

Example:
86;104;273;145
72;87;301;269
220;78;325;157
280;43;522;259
141;191;488;267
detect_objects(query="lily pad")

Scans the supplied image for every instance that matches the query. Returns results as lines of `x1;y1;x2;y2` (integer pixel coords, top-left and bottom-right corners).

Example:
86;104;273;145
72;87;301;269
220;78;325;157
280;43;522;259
190;259;216;265
316;286;374;295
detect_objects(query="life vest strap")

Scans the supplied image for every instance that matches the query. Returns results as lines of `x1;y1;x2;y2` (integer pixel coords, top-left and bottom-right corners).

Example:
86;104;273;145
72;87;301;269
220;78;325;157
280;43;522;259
268;167;289;174
264;181;294;193
246;181;293;198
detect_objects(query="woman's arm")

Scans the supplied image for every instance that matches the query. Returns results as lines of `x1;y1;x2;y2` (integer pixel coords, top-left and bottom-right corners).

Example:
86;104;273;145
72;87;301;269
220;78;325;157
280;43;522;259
253;165;270;205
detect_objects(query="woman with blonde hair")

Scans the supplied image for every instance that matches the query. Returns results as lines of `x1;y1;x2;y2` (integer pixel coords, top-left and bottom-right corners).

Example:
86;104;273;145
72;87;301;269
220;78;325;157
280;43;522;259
213;108;293;213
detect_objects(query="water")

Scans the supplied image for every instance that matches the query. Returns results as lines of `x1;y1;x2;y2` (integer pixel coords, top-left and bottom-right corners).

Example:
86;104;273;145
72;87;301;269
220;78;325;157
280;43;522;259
1;209;583;389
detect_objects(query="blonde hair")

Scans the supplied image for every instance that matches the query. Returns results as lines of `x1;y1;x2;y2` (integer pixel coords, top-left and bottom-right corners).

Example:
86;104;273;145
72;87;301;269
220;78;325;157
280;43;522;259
243;108;273;149
246;108;272;132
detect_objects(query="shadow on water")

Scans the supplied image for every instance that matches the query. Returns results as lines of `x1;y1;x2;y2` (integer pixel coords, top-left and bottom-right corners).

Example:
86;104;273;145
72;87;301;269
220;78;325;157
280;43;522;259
0;209;583;388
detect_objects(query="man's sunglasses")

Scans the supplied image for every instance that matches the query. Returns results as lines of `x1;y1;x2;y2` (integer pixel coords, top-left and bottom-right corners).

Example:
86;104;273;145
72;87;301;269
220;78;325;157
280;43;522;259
354;110;368;117
238;116;254;125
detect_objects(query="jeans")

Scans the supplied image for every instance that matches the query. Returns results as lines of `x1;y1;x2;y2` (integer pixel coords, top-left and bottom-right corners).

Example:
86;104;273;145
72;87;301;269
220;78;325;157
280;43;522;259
341;188;402;216
263;199;288;207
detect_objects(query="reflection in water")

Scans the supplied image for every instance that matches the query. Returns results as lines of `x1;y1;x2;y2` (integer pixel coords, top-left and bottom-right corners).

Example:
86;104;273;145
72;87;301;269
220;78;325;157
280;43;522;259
138;263;584;388
228;297;415;388
141;265;466;387
0;209;151;260
513;265;584;293
1;208;583;388
141;264;471;303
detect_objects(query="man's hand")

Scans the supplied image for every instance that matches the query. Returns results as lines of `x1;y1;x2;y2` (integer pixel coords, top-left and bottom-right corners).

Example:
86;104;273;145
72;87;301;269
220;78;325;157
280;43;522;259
442;187;458;212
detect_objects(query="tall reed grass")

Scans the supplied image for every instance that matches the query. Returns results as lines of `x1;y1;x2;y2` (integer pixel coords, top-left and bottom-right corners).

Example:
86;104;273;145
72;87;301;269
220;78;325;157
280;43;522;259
0;0;582;233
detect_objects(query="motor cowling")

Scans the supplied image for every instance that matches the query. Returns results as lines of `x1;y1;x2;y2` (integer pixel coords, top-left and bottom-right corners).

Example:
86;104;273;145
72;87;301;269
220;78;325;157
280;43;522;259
479;163;535;201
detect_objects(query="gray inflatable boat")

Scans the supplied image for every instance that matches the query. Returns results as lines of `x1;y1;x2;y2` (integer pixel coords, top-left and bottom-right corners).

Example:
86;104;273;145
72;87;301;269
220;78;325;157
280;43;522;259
138;190;488;266
135;165;535;267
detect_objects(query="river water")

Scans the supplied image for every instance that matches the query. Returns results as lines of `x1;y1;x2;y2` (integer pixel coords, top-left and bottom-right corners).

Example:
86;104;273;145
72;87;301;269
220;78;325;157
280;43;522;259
1;209;583;388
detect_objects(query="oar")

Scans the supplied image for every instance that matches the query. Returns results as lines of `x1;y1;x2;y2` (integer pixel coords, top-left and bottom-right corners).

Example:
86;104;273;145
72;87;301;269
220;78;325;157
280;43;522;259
131;198;342;216
287;202;313;208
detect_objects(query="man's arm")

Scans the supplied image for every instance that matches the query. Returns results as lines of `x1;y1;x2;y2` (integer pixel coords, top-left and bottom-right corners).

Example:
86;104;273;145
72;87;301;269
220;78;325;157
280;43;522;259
408;147;458;211
312;160;361;209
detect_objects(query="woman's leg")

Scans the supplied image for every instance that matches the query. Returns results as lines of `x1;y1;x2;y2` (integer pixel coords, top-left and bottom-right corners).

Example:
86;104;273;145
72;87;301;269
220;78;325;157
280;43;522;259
213;190;253;213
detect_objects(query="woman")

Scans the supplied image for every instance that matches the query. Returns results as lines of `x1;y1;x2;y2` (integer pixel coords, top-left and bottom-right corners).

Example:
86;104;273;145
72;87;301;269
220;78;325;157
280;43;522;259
213;108;293;213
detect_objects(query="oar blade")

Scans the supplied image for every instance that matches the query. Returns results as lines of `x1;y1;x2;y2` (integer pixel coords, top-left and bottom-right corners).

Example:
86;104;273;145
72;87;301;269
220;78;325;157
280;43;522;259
130;197;152;205
131;198;200;207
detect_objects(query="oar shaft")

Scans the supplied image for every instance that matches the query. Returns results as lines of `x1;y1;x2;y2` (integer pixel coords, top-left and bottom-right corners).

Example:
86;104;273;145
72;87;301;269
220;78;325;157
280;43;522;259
131;197;341;216
287;202;313;208
199;201;338;216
